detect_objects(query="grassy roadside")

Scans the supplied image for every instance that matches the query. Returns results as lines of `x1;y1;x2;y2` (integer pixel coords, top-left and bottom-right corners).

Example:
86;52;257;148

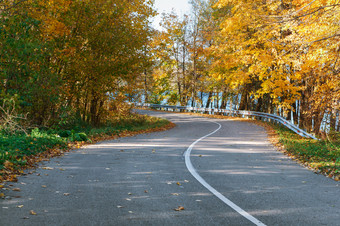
206;113;340;181
146;108;340;181
0;114;174;183
200;112;340;180
265;123;340;180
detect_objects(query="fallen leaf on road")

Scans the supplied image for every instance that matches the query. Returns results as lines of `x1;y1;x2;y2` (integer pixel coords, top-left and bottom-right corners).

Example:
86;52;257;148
0;193;4;198
144;190;148;193
63;193;70;196
41;185;47;188
117;206;124;208
59;168;65;171
126;198;131;201
152;149;156;153
128;211;133;213
30;210;37;215
12;188;21;192
42;167;53;170
23;216;30;219
120;150;124;152
0;185;4;188
184;180;189;183
128;192;132;195
171;193;179;196
199;155;202;157
174;206;185;211
176;182;181;186
17;205;24;208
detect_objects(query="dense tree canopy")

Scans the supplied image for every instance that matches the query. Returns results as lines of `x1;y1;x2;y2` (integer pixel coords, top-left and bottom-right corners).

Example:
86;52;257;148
146;0;339;136
0;0;339;136
0;0;155;127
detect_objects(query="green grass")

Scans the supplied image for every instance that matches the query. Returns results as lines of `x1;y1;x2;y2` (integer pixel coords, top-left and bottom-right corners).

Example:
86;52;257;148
0;114;170;174
273;124;340;177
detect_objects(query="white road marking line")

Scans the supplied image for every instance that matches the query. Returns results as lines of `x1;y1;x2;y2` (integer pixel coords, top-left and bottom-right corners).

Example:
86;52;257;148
184;121;266;226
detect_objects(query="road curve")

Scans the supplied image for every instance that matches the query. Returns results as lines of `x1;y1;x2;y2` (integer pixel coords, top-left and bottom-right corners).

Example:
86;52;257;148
0;110;339;226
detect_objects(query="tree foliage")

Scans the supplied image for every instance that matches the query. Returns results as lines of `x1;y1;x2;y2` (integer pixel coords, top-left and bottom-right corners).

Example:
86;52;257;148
1;0;339;136
0;0;155;127
147;0;339;136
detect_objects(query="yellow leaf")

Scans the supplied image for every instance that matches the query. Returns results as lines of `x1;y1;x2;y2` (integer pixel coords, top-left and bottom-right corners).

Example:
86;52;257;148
174;206;185;211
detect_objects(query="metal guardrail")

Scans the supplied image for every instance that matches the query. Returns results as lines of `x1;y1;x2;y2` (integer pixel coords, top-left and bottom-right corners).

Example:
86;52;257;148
135;103;318;140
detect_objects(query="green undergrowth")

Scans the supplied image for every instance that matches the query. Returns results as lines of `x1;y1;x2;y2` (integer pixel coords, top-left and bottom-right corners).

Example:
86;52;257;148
0;114;170;173
273;124;340;178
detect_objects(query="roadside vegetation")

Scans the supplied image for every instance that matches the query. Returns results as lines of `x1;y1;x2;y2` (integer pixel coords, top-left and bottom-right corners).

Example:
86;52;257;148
0;0;166;183
0;111;172;183
271;124;340;180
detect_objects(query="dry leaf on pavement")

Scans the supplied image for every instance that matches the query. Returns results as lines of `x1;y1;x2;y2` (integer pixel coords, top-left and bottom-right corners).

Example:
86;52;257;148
174;206;185;211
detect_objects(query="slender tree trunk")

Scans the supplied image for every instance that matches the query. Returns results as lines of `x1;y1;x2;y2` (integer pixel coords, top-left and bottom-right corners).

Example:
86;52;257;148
313;110;324;136
255;97;262;112
239;90;248;110
220;89;228;109
330;110;337;131
144;70;148;103
205;92;212;109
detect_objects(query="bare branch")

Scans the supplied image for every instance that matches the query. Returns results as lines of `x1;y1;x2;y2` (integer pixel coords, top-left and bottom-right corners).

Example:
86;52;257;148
309;33;340;45
1;0;29;12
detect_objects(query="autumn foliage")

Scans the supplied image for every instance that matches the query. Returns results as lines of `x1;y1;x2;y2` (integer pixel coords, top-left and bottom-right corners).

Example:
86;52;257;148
0;0;155;127
0;0;339;136
147;0;339;137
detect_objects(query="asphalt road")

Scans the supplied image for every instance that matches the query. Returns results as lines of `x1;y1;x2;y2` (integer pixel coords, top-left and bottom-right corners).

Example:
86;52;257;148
1;110;339;226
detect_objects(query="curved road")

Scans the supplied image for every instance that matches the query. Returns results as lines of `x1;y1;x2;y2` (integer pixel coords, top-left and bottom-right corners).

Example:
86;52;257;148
1;110;339;225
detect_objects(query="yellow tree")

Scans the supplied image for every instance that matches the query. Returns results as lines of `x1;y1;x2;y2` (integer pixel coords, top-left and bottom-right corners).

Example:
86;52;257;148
212;0;339;134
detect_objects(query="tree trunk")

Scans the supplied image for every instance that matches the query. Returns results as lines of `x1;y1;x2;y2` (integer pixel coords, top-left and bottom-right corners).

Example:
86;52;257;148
255;97;262;112
220;89;228;109
205;92;212;109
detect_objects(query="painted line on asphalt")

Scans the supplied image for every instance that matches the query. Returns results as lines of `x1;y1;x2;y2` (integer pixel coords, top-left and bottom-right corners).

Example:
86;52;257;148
184;121;266;226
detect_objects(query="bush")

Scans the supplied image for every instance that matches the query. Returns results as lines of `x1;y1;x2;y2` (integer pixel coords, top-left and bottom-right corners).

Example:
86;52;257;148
58;130;72;138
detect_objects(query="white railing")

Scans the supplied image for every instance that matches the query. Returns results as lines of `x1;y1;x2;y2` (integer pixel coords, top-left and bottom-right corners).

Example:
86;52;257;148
136;103;318;140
